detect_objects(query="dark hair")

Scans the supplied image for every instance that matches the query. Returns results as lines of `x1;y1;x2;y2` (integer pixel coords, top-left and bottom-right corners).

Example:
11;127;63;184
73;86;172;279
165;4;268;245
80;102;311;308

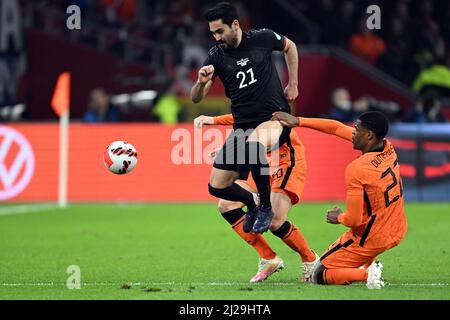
358;111;389;140
204;2;239;27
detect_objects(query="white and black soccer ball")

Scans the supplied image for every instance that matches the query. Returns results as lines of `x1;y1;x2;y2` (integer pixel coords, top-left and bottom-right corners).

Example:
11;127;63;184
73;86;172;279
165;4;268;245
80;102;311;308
103;141;138;175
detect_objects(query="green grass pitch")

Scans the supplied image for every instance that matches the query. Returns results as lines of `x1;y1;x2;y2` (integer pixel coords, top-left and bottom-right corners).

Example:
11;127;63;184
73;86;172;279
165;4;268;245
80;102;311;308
0;203;449;300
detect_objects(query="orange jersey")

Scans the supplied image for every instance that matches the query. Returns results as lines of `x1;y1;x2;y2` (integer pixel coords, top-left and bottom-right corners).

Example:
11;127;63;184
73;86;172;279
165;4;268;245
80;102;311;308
267;129;307;204
300;117;408;249
342;140;407;248
268;127;305;169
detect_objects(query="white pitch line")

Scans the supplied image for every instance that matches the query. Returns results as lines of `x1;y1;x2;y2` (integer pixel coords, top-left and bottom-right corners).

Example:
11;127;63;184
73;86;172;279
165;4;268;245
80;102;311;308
0;282;448;287
0;204;60;217
0;282;297;287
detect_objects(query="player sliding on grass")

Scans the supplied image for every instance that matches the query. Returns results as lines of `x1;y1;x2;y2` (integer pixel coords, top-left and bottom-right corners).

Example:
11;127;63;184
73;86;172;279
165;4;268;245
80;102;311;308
191;2;299;233
271;111;408;289
195;114;319;283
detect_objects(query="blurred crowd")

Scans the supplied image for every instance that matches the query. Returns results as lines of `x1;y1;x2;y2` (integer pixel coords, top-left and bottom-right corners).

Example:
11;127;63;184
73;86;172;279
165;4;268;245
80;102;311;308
1;0;449;123
288;0;450;87
328;87;446;124
21;0;449;87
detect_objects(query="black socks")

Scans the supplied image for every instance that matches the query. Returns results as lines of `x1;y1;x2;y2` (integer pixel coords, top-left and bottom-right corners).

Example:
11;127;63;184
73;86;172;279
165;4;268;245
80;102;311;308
247;141;271;207
208;184;257;210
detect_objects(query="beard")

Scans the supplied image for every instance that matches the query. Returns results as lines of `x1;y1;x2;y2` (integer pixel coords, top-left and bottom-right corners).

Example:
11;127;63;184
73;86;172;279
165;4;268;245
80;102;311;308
218;33;238;49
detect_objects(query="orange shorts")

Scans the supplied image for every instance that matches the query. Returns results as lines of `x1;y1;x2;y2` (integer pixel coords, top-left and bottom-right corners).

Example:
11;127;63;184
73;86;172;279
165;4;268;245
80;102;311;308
320;231;397;269
242;159;306;205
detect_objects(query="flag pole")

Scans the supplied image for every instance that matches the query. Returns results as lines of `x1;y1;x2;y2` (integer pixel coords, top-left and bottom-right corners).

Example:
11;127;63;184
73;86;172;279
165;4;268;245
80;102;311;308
59;110;69;208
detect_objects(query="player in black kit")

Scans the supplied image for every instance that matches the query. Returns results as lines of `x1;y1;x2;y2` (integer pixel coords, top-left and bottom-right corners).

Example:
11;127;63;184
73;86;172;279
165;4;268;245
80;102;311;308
191;2;299;233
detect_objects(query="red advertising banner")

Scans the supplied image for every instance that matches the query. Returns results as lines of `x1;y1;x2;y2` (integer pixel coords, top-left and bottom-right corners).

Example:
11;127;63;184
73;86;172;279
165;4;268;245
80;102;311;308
0;124;360;203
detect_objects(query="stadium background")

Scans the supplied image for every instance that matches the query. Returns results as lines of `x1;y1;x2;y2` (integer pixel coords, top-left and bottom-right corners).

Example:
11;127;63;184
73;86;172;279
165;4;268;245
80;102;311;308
0;0;450;302
1;0;449;203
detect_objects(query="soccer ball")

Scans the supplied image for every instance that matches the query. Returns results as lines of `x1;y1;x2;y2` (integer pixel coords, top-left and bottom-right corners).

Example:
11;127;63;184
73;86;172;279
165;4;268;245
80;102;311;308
103;141;138;175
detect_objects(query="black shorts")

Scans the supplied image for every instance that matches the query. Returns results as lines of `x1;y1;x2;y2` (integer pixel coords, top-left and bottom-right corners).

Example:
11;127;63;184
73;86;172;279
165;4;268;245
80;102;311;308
213;126;292;180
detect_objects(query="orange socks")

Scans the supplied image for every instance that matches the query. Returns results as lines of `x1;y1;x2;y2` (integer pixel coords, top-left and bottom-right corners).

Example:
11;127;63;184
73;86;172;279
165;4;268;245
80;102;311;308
223;209;276;260
323;268;368;285
272;221;316;262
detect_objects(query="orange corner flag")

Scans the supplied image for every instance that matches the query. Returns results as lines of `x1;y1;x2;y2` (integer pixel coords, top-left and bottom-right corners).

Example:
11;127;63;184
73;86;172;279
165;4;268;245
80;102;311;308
51;72;71;117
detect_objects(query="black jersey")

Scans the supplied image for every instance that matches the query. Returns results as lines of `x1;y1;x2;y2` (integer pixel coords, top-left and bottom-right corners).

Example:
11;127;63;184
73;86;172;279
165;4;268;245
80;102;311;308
203;28;292;129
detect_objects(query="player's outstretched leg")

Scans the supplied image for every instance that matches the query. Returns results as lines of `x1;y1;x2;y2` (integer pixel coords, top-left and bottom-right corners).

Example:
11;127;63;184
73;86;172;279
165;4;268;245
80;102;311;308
218;199;284;283
208;168;258;211
271;222;319;282
312;263;384;288
269;192;319;282
250;255;285;283
311;254;383;288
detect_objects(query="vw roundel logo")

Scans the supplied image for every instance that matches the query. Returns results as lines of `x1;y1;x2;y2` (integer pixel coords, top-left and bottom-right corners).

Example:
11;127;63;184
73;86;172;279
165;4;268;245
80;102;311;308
0;126;35;201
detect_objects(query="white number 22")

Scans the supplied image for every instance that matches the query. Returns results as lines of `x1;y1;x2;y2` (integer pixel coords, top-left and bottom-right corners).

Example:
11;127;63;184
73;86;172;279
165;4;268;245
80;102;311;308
237;68;257;89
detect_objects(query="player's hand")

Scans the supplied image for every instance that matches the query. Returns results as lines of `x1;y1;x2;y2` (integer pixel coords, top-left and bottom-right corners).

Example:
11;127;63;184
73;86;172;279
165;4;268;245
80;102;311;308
284;84;298;102
208;148;221;160
198;65;214;85
271;112;299;128
326;206;342;224
194;115;214;128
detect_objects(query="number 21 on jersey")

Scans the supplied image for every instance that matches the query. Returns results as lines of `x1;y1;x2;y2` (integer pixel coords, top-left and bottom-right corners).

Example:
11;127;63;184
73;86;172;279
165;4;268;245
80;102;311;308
237;68;257;89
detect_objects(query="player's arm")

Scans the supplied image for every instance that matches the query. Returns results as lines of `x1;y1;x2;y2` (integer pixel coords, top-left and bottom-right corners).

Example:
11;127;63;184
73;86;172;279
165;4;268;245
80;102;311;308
299;117;353;142
271;112;353;142
283;37;299;102
263;30;298;102
194;114;234;128
327;165;364;227
326;197;363;228
332;194;364;227
191;65;215;104
213;114;234;125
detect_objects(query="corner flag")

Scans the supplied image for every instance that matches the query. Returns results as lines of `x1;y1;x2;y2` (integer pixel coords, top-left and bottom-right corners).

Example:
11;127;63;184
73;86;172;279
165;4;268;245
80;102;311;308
51;72;71;208
51;72;71;117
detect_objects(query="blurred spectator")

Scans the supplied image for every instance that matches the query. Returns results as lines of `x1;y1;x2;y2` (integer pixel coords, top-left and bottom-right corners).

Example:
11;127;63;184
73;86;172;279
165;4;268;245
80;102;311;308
234;1;251;31
349;19;386;65
0;52;27;113
440;2;450;43
0;58;13;109
376;18;411;83
17;0;450;122
393;0;410;26
100;0;136;27
404;90;447;123
176;21;208;95
84;88;120;123
181;22;208;70
414;19;446;63
319;0;356;47
354;96;401;122
153;82;182;124
328;88;357;122
328;87;401;123
412;55;450;97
